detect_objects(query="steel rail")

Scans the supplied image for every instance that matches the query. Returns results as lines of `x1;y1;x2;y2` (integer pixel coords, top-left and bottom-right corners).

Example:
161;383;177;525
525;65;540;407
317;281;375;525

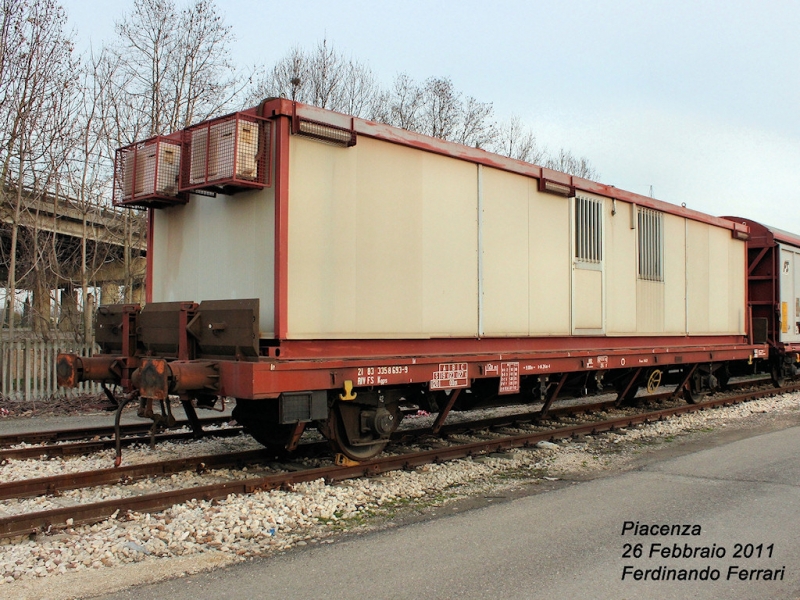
0;401;622;500
0;416;232;447
1;381;794;539
0;426;245;461
0;448;276;501
0;376;769;462
2;376;768;449
0;376;774;486
0;397;620;462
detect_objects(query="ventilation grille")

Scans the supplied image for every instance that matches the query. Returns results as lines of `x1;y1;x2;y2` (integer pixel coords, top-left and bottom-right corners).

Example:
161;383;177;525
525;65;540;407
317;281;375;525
293;117;356;147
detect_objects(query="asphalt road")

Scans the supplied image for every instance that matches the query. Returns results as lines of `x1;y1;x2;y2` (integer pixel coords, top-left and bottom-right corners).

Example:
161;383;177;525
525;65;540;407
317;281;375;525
99;424;800;600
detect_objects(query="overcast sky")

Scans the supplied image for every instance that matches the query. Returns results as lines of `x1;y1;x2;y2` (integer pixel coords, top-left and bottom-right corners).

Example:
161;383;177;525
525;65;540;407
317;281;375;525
62;0;800;233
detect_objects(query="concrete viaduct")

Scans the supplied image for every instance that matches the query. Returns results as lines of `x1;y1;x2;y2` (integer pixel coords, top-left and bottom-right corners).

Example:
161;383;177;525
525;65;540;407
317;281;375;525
0;189;146;334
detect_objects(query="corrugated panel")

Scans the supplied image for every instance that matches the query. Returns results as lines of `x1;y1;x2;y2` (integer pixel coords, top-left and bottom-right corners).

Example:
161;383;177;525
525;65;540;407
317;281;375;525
663;215;687;334
686;220;711;333
604;201;637;334
636;279;665;333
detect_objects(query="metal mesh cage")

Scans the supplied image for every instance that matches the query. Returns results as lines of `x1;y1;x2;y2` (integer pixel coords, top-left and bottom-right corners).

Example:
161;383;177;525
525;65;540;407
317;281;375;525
180;113;271;194
113;135;187;209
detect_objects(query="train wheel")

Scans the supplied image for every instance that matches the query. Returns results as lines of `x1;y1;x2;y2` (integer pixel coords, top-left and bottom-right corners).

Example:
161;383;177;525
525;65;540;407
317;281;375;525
328;401;396;461
771;364;786;388
247;422;297;454
232;399;296;455
682;385;698;404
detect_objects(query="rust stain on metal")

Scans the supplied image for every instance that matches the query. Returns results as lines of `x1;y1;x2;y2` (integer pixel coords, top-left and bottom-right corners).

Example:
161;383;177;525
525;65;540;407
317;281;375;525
56;354;80;388
136;358;169;400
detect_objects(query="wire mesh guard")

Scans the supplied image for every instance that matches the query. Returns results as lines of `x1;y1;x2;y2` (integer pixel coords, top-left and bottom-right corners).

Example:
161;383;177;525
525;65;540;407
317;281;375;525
114;136;186;209
181;113;270;193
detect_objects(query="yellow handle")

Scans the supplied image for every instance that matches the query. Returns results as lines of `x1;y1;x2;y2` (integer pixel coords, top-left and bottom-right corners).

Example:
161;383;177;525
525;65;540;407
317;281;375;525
339;380;357;401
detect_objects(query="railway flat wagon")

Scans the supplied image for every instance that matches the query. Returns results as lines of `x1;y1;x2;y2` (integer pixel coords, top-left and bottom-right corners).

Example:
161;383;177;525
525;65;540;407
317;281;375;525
58;100;763;460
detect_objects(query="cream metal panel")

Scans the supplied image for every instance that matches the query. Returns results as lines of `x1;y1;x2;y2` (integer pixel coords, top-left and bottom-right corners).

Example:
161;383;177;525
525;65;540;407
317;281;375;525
420;149;479;335
285;135;359;336
481;168;572;336
605;201;637;334
573;269;603;329
528;184;571;335
707;227;731;333
287;135;478;338
353;142;424;335
728;237;746;335
686;220;711;333
481;167;530;336
684;220;745;335
779;244;800;342
283;134;745;340
636;280;665;333
663;215;687;334
151;188;275;336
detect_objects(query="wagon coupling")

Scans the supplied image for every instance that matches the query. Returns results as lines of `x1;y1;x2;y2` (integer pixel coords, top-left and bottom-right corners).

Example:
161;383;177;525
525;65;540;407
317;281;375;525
56;353;122;388
131;358;220;401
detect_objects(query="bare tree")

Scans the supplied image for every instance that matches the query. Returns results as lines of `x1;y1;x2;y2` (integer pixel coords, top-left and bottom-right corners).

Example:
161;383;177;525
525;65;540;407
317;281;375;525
0;0;79;339
248;39;383;119
491;116;546;164
256;45;307;102
250;38;599;179
384;73;496;149
59;49;121;338
86;0;240;307
337;60;381;119
112;0;245;137
385;72;422;130
419;76;460;140
490;118;598;179
544;148;599;180
306;38;344;111
454;96;495;149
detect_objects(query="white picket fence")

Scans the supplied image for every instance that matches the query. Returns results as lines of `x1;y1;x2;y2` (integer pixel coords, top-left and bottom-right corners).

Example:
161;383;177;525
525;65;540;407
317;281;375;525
0;339;102;401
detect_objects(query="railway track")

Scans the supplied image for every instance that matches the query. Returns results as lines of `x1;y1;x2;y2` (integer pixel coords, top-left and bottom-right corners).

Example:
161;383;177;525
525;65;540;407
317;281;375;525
0;397;622;462
0;377;771;463
1;378;794;540
0;416;232;447
0;400;624;502
0;425;245;462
